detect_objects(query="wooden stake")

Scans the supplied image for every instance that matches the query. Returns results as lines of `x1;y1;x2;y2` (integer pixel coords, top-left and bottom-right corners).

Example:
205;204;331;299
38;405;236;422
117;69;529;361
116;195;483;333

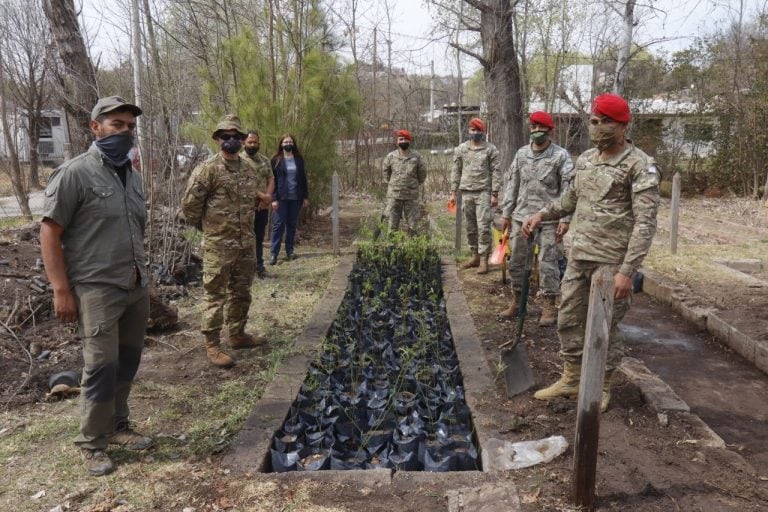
572;268;614;511
454;191;462;254
670;172;681;254
332;172;339;256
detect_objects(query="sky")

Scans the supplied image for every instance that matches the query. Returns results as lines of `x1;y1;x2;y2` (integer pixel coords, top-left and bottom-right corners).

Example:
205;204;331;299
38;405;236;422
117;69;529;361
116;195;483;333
78;0;765;77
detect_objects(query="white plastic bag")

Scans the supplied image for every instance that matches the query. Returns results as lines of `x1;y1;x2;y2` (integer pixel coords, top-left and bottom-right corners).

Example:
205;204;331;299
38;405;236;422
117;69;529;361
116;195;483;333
485;435;568;470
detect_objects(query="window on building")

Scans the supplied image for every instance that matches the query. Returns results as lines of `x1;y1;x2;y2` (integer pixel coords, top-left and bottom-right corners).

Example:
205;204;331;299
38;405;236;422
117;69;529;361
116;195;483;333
683;123;714;142
39;117;53;138
50;116;61;127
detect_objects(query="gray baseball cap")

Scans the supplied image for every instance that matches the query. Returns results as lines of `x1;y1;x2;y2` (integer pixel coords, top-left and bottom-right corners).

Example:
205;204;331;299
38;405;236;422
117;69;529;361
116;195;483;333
91;96;142;120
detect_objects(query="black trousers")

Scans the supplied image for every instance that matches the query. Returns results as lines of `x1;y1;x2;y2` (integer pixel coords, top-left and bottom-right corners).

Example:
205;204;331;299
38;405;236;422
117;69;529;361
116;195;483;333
254;208;269;270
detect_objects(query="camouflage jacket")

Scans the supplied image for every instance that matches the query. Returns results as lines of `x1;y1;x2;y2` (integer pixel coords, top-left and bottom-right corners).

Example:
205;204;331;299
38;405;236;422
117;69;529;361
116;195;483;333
181;153;260;250
240;151;273;209
539;142;660;276
382;149;427;200
450;141;501;193
501;142;574;224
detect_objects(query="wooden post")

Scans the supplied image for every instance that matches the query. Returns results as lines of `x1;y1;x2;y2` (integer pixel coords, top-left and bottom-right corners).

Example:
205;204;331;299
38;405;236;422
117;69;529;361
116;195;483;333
572;268;615;511
332;171;340;256
454;191;462;253
670;172;681;255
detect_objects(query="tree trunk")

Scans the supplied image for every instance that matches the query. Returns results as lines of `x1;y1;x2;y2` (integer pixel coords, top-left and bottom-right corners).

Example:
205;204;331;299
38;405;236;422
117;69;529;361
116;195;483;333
0;55;32;219
43;0;98;154
479;0;525;174
613;0;636;96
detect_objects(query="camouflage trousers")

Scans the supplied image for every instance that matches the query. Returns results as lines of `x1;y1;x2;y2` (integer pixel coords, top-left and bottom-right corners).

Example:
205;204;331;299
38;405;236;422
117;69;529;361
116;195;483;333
386;197;420;233
508;221;562;296
202;245;256;337
73;283;149;450
462;190;492;255
557;260;631;371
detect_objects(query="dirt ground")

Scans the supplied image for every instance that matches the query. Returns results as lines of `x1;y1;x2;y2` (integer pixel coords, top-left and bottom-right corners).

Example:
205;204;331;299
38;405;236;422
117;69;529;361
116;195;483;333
1;195;767;511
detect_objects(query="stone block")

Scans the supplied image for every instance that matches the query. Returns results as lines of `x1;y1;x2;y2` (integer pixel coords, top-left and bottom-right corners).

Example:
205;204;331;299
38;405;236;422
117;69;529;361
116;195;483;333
754;341;768;376
619;357;690;412
729;327;756;363
706;313;731;346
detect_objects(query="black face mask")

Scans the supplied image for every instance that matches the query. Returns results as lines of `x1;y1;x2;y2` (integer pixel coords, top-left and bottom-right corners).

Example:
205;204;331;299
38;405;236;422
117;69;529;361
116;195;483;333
282;144;294;153
221;139;242;154
469;133;485;142
398;142;410;150
95;132;134;167
245;146;259;156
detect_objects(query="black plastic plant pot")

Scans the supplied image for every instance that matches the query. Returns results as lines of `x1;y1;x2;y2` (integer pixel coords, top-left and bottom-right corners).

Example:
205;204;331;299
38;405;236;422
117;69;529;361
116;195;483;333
330;451;367;470
363;427;393;454
454;444;479;471
297;448;331;471
392;428;422;453
423;446;455;472
389;449;421;471
365;447;393;469
271;447;305;472
273;431;303;452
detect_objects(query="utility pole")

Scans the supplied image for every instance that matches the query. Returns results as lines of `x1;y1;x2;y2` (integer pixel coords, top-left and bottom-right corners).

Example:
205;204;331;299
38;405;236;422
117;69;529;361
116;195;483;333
373;27;377;124
130;0;146;178
430;60;435;122
386;36;392;125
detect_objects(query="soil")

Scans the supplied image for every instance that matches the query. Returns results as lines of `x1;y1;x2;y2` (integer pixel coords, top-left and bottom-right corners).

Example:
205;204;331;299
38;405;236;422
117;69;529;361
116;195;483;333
1;195;767;511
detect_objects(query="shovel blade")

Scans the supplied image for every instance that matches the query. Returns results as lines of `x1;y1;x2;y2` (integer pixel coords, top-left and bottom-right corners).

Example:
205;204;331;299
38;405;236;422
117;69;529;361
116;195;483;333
502;344;536;397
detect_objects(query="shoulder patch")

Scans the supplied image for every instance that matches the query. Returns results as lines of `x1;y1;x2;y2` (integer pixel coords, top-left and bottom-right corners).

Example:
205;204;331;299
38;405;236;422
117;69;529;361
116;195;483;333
648;164;658;174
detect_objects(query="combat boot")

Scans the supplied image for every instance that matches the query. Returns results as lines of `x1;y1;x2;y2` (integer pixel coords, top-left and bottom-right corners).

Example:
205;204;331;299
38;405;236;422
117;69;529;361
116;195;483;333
108;421;154;450
80;448;114;477
205;333;234;368
538;295;558;326
499;290;521;319
460;251;480;269
230;332;267;349
601;370;615;412
476;254;489;274
533;361;581;401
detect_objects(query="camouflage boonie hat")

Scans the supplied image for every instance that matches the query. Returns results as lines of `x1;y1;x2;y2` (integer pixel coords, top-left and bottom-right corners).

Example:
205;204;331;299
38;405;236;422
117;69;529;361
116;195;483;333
212;114;247;138
91;96;142;120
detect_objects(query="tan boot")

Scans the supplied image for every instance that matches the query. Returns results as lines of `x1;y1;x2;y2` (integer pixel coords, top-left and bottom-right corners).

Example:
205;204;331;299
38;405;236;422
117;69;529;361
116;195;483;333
538;295;558;326
533;362;581;401
205;333;234;368
601;371;614;412
476;254;489;274
460;251;480;269
499;290;521;319
230;332;267;349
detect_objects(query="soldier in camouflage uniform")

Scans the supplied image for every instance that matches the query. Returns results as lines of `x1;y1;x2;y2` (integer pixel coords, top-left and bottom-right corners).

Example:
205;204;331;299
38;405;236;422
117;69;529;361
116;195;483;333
523;94;660;412
450;118;501;274
182;115;268;368
500;111;573;326
382;129;427;233
241;130;275;277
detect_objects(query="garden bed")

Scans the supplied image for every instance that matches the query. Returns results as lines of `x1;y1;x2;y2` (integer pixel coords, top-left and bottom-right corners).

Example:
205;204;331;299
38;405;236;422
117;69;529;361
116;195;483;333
269;237;480;472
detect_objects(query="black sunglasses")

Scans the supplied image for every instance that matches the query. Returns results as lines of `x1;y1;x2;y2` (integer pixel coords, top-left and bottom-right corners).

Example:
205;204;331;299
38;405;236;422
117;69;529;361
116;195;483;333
219;133;243;141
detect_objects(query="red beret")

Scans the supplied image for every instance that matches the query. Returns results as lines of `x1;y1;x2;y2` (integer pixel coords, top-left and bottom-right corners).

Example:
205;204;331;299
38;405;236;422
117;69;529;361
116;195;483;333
529;111;555;129
468;118;486;132
396;129;412;141
591;93;632;123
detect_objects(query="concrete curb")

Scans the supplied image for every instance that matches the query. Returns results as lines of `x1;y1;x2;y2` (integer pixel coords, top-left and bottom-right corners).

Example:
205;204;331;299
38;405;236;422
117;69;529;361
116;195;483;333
640;268;768;376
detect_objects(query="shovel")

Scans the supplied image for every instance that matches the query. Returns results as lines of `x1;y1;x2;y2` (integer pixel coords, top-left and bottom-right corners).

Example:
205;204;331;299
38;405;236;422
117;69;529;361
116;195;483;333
499;229;538;397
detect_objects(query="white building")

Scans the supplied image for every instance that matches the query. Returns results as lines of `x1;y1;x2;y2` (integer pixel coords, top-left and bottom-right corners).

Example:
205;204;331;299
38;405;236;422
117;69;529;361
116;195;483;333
0;108;70;165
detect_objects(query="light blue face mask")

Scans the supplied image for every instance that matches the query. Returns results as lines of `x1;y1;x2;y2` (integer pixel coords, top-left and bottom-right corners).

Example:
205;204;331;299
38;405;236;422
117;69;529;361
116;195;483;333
94;132;134;167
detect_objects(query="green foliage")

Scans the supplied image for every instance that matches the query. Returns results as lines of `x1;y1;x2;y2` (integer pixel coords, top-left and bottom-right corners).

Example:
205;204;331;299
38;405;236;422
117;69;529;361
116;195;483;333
187;19;361;209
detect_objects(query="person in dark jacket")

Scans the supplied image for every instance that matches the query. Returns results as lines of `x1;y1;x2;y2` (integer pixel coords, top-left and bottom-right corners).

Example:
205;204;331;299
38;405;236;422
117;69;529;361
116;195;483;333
270;133;309;264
